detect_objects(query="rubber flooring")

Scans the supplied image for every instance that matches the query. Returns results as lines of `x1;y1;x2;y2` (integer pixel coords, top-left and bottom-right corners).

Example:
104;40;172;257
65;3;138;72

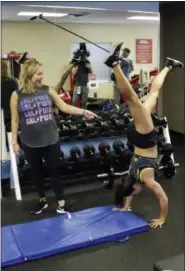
1;132;184;271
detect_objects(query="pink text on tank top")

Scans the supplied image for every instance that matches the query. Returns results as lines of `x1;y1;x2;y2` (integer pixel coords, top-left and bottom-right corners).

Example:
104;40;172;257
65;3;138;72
20;94;53;125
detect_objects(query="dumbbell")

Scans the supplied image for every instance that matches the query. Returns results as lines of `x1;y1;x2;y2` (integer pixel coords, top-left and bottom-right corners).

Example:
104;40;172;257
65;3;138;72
99;142;110;156
98;111;111;119
67;120;78;135
109;116;126;130
70;147;81;160
83;144;95;158
96;119;110;132
160;155;177;179
85;121;96;133
60;150;65;160
127;141;134;152
113;140;125;155
59;121;71;136
122;114;131;125
151;113;167;127
157;135;172;155
159;143;174;156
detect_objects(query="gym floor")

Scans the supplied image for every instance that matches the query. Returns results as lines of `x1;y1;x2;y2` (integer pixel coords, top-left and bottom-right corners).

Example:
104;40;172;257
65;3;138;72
2;132;184;271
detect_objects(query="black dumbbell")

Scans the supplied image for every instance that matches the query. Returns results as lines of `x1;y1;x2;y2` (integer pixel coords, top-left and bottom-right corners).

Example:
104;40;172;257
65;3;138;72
127;141;134;152
123;113;132;124
99;120;110;131
70;147;81;160
160;155;176;179
113;140;125;155
83;144;95;158
84;121;95;133
99;142;110;156
67;121;78;135
157;135;166;152
60;150;65;160
160;143;174;156
59;122;71;136
151;113;167;127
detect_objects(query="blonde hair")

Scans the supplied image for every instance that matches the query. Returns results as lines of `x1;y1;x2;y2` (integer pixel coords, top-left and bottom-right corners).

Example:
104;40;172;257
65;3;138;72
19;59;42;94
1;60;9;79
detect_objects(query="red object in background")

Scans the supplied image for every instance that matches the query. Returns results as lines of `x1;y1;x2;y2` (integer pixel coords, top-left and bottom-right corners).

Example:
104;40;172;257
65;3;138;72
70;72;81;107
130;76;140;85
136;39;152;64
7;51;20;59
149;67;158;78
59;91;72;104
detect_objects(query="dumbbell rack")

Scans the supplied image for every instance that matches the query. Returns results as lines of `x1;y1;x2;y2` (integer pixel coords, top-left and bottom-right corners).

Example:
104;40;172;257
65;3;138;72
4;115;179;201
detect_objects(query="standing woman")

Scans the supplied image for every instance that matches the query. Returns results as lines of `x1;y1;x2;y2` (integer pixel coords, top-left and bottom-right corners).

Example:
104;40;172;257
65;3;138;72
10;59;97;215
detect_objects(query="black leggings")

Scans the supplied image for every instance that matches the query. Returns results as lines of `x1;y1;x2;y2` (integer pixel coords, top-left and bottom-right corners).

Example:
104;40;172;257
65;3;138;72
22;141;64;201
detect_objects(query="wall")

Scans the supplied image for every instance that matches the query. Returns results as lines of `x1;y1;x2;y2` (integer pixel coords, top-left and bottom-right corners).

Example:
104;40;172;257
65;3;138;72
160;2;185;134
2;22;159;99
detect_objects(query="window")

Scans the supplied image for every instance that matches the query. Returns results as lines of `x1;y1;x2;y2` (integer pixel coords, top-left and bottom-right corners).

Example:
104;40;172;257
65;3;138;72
70;42;112;82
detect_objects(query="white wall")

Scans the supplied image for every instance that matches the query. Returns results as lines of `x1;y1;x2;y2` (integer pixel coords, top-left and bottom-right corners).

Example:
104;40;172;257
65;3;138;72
2;22;159;99
1;22;159;159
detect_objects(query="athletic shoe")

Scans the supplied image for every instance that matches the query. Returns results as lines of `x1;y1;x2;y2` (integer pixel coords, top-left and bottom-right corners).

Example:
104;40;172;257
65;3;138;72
104;41;124;68
30;201;48;215
17;52;28;64
165;57;184;69
56;205;71;214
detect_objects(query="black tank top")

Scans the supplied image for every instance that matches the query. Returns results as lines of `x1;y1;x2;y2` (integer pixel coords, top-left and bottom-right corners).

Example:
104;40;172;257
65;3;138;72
127;121;158;149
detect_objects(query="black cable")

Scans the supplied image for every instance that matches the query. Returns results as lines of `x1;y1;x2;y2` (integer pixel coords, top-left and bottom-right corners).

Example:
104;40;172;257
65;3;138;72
30;14;110;53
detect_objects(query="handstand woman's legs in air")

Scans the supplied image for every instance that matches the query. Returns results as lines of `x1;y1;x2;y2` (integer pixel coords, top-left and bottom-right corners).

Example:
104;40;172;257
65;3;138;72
105;42;183;133
143;58;183;113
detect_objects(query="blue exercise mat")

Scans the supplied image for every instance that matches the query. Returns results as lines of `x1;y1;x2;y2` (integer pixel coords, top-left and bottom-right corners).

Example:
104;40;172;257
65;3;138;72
2;206;148;267
1;226;24;268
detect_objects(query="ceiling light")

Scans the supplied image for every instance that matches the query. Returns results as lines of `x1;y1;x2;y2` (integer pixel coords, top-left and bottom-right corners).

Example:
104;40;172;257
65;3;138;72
20;5;109;11
17;12;68;17
128;10;159;14
127;16;159;21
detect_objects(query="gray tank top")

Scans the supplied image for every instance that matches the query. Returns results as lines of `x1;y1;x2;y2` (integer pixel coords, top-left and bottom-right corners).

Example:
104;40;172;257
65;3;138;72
17;85;59;148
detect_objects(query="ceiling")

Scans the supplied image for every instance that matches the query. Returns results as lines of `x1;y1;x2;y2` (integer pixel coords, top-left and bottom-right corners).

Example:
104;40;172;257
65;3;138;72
1;4;160;25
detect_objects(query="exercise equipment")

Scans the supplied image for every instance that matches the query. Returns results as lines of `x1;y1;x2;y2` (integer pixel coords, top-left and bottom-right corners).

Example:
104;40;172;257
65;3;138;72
99;158;179;187
30;14;110;53
159;143;174;156
127;141;134;152
70;147;81;160
1;206;148;267
113;140;125;155
99;142;111;156
83;144;95;158
153;253;184;271
161;155;177;178
152;113;167;127
60;150;65;160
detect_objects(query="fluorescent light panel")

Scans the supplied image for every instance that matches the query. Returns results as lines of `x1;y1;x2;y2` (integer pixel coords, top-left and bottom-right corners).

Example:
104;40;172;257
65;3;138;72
127;16;159;21
17;12;68;17
128;10;159;14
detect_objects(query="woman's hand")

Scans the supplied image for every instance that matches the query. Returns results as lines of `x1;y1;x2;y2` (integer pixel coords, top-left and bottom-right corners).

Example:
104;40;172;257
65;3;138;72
149;218;166;228
83;110;98;120
13;143;21;156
